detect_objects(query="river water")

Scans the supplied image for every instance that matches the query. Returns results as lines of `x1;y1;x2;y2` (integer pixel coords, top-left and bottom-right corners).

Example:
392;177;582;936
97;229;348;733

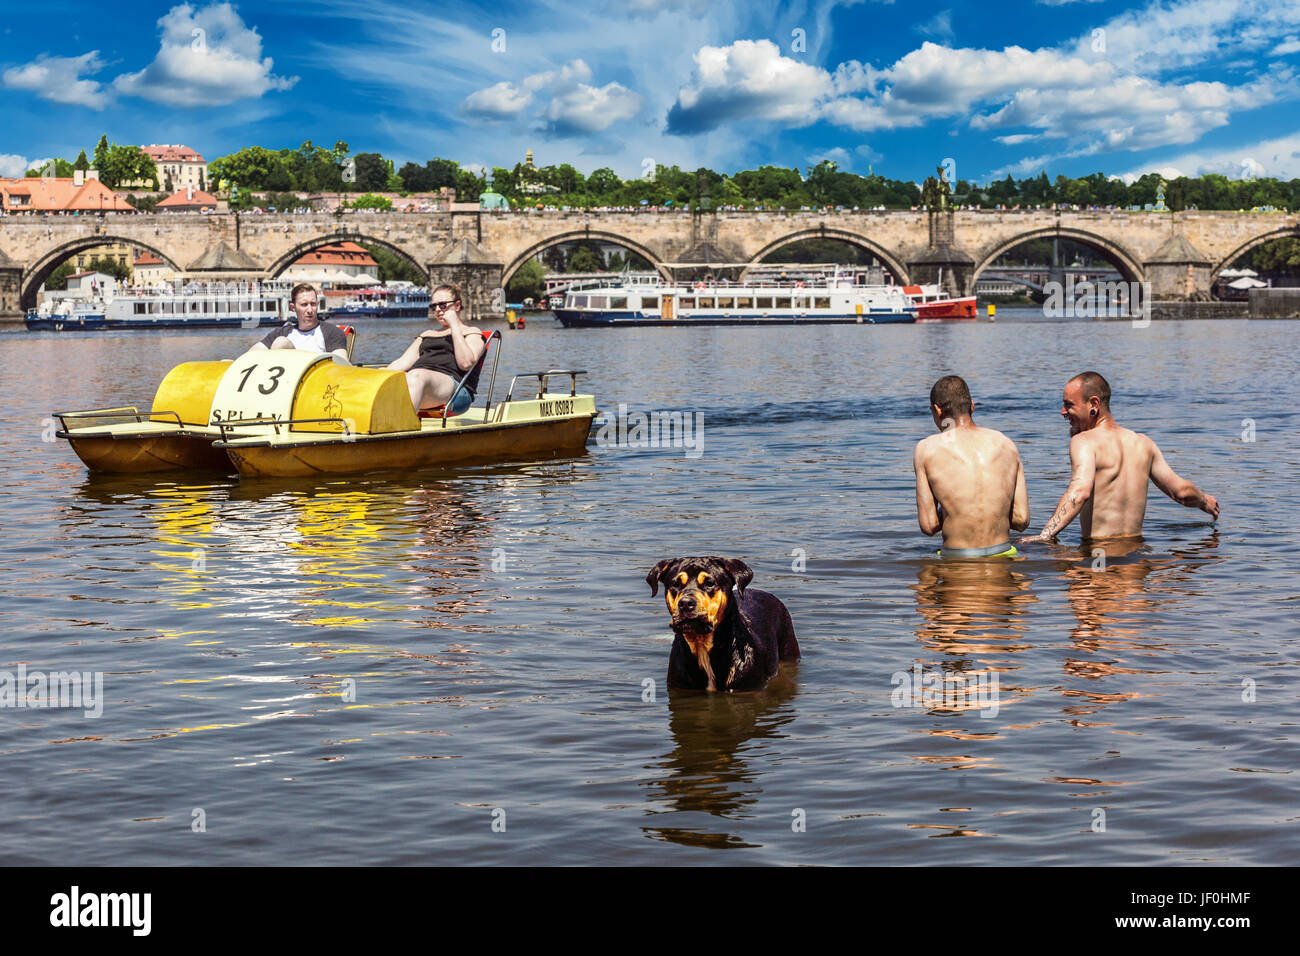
1;313;1295;865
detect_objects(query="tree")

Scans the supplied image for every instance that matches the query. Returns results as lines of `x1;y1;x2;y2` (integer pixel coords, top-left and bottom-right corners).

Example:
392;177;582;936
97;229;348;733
86;254;131;282
93;135;109;172
352;152;391;191
567;245;604;272
43;261;75;291
347;193;392;210
362;243;425;284
506;258;545;300
74;150;90;172
587;167;621;197
127;193;161;213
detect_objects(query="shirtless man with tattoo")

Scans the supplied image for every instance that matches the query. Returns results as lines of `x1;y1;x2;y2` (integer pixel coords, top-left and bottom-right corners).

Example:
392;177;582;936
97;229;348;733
1024;371;1219;544
914;375;1030;558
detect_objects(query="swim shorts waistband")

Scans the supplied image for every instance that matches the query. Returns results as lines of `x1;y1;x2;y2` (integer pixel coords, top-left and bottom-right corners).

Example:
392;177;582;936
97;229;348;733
936;541;1018;559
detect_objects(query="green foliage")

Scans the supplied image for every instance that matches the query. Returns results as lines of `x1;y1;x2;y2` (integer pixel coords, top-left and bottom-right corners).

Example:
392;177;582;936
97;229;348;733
361;243;425;284
43;261;75;291
86;255;131;281
26;158;74;177
347;193;392;210
126;193;161;213
352;152;392;191
506;258;545;300
98;143;158;189
567;245;604;272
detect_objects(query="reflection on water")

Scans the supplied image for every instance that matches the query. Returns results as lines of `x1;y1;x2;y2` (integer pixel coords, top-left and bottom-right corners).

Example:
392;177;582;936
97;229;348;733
642;675;799;850
4;320;1297;864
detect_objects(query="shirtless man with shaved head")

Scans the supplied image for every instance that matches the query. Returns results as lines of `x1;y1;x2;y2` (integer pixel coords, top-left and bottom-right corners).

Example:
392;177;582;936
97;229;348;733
914;375;1030;558
1025;371;1219;543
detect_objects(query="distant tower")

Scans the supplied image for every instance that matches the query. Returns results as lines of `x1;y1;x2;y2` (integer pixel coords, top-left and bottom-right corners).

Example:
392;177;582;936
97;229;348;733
525;149;535;169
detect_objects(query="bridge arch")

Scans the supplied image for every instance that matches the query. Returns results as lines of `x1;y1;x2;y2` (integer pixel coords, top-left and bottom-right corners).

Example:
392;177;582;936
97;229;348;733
972;227;1144;286
264;231;428;281
745;228;910;283
1211;224;1300;278
501;230;670;288
21;235;184;309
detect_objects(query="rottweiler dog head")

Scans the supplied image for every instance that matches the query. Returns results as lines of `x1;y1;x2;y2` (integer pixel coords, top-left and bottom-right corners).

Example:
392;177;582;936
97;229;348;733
646;557;754;676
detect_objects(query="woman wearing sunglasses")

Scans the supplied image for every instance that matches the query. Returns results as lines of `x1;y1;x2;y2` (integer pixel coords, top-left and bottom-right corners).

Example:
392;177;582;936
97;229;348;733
387;283;487;416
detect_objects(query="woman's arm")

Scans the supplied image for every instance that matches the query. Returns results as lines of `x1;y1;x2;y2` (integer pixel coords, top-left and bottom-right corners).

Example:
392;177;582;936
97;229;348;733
386;335;426;372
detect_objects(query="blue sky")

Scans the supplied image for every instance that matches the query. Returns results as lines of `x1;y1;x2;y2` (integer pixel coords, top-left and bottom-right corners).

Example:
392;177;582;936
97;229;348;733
2;0;1299;186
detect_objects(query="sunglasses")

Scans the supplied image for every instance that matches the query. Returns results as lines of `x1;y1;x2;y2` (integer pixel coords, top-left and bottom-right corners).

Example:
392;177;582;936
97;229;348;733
432;299;461;312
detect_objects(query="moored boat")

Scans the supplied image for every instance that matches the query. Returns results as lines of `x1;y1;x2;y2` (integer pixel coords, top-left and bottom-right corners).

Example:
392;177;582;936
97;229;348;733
25;279;294;332
554;273;916;326
326;283;431;319
903;283;978;321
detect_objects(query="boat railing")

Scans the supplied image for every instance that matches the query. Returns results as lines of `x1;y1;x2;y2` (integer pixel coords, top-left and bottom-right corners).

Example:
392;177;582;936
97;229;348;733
504;369;586;402
54;406;184;431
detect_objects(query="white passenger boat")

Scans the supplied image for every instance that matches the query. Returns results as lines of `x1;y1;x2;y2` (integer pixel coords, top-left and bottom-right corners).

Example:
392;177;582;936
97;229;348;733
25;279;294;332
553;273;916;326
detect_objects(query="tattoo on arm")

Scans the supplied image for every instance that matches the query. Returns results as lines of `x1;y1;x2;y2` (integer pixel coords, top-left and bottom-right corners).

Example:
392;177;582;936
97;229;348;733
1040;490;1079;539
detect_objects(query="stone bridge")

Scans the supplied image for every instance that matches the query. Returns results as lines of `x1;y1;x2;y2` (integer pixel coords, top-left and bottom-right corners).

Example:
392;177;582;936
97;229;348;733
1;207;1295;320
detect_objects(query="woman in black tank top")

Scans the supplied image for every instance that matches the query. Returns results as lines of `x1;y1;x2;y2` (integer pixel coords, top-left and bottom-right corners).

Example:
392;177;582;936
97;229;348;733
385;284;486;414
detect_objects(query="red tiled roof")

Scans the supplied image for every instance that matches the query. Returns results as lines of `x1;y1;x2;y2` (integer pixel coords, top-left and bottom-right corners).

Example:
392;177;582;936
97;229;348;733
157;188;218;208
134;253;163;265
292;242;377;267
142;144;206;164
0;177;135;212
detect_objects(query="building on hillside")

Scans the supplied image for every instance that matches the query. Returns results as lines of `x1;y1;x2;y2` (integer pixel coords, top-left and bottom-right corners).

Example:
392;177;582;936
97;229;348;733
132;252;172;283
68;241;140;273
138;145;207;192
156;187;219;213
282;242;380;287
0;171;136;214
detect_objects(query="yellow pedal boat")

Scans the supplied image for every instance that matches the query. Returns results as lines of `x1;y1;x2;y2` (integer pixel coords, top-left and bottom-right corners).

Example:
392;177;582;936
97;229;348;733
55;333;597;478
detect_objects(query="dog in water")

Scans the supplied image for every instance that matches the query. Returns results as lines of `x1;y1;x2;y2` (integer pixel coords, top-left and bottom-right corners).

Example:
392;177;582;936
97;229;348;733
645;556;799;692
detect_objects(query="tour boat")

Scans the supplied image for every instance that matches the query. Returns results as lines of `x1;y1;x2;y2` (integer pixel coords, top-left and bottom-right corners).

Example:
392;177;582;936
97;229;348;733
326;283;431;319
25;279;294;332
553;274;916;326
52;332;597;479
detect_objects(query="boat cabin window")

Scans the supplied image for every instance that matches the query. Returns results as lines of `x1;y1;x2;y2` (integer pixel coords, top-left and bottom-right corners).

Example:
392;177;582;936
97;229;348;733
134;303;146;314
680;297;695;308
815;297;831;310
736;296;753;308
773;297;790;309
574;295;588;307
590;296;607;309
756;296;773;309
610;296;628;309
698;297;714;308
716;296;734;309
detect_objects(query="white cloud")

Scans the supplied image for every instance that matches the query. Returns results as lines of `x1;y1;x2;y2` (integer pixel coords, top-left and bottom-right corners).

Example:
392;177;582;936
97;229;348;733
1273;36;1300;55
666;39;833;133
997;133;1037;145
915;10;954;42
1119;132;1300;180
0;154;30;177
2;52;111;109
463;59;640;134
463;81;535;119
111;3;297;107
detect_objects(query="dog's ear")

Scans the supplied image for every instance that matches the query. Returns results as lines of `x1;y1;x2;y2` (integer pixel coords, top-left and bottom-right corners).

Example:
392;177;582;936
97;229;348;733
645;559;676;597
721;558;754;594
